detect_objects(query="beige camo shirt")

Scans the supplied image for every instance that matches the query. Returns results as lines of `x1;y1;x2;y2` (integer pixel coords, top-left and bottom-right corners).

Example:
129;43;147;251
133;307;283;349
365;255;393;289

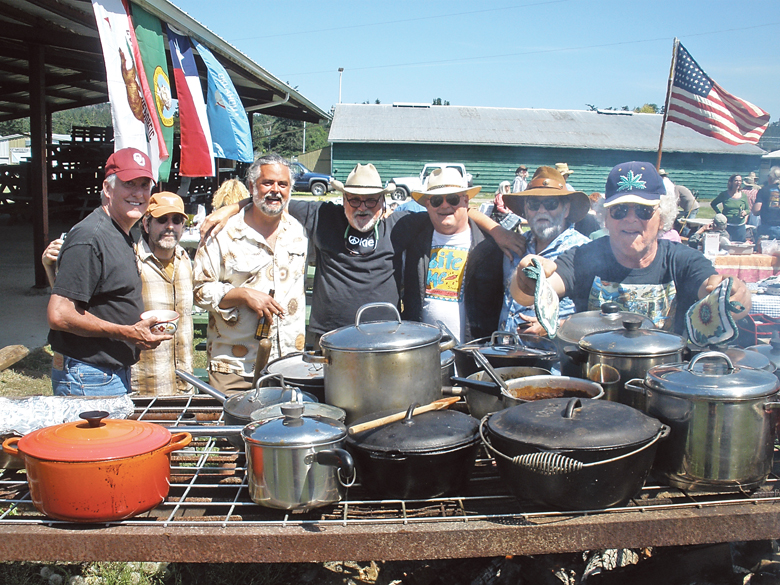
192;209;307;378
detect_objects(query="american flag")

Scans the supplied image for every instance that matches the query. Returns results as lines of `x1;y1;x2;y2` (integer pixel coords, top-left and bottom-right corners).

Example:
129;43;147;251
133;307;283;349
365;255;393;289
667;43;769;146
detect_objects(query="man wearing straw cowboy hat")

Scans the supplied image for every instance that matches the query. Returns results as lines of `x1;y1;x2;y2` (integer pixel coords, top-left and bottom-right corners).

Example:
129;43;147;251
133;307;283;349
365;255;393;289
203;163;525;347
394;167;504;342
499;166;591;336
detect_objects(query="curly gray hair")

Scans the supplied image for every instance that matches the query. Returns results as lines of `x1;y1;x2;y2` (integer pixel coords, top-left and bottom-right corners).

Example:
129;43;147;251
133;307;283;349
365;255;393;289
245;153;292;195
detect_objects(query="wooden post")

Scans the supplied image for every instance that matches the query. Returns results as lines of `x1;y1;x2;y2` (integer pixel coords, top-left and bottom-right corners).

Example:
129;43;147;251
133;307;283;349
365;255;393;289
656;38;679;171
29;43;49;289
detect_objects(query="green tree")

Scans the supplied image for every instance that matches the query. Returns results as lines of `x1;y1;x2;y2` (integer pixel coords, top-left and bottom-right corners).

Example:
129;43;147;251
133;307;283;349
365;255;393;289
634;103;660;114
432;98;450;106
251;114;330;158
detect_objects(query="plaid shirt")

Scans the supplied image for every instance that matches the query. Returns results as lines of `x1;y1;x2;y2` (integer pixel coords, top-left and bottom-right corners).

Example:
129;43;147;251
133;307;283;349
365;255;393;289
192;209;307;377
131;238;194;395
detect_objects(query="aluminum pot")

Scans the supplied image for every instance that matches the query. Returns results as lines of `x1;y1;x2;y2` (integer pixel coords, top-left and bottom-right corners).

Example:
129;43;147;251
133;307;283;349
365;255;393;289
242;403;355;510
303;303;456;424
346;404;481;499
627;351;780;492
577;321;687;410
2;411;191;522
452;331;559;378
262;352;325;402
482;398;669;510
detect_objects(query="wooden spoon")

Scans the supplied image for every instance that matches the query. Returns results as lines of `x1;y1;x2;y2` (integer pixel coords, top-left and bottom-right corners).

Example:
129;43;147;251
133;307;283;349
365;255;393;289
348;396;460;435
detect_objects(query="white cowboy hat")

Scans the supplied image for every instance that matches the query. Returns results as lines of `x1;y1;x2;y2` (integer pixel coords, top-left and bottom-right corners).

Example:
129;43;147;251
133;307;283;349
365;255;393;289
330;163;395;196
411;167;481;202
555;162;573;177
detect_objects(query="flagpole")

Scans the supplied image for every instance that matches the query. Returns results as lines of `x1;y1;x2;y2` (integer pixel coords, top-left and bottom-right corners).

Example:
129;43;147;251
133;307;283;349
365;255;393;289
656;38;679;171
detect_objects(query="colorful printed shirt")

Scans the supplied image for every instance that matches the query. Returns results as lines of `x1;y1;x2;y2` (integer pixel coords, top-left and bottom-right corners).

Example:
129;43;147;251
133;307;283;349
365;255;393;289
131;238;194;395
422;230;471;341
193;209;307;378
499;226;590;333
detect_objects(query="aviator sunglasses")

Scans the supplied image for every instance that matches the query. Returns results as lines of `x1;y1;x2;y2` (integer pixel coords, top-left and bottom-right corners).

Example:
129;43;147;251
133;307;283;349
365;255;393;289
428;193;464;208
346;196;381;209
608;203;657;221
154;214;185;225
525;197;562;212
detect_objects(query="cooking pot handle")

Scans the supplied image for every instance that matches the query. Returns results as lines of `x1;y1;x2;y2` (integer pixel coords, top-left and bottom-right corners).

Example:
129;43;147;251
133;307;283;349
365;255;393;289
480;417;671;475
764;401;780;412
563;345;586;364
160;432;193;455
686;351;735;374
311;449;356;487
355;302;401;327
302;350;329;364
2;436;20;456
490;331;520;347
253;372;285;393
436;320;458;351
624;378;647;399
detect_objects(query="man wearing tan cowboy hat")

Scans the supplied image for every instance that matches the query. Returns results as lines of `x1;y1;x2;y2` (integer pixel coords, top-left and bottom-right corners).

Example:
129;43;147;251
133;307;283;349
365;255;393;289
499;166;591;336
395;167;504;342
47;147;172;396
555;163;574;190
203;163;525;347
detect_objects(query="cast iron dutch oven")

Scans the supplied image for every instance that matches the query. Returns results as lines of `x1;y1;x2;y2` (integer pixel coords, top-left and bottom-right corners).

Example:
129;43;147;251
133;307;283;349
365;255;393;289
346;404;481;499
481;398;669;510
2;411;191;522
452;331;559;378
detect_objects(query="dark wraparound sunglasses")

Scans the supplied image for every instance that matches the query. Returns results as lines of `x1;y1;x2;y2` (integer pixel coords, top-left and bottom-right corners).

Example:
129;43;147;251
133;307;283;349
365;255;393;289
525;197;563;212
428;193;464;208
154;214;185;225
346;197;382;209
608;203;658;221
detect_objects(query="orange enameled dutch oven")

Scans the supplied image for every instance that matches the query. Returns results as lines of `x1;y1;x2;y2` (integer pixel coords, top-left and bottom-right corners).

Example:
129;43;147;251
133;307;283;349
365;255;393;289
2;410;191;522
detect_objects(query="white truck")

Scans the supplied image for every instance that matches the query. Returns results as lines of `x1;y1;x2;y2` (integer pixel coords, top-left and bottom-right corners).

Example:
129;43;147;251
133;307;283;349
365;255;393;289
389;163;474;201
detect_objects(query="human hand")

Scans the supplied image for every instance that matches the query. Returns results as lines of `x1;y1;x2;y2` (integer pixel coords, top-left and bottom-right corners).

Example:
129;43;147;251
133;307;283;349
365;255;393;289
240;289;286;322
199;203;241;241
517;314;546;336
127;316;174;350
491;227;526;260
42;238;63;268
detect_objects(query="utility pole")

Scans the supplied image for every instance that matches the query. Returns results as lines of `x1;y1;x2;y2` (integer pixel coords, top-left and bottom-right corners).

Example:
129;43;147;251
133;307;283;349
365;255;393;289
338;67;344;104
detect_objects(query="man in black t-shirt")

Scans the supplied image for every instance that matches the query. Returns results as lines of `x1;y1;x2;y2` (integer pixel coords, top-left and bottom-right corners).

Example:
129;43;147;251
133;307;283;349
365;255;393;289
753;166;780;240
509;162;751;335
47;148;172;396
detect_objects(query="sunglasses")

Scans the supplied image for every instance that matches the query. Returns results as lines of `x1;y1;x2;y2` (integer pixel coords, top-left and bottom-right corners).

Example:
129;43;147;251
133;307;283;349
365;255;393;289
525;197;562;212
346;196;381;209
154;214;185;225
608;203;658;221
428;193;464;208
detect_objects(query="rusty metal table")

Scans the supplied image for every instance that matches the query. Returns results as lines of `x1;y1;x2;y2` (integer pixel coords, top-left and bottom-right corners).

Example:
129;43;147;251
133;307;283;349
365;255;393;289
1;395;779;563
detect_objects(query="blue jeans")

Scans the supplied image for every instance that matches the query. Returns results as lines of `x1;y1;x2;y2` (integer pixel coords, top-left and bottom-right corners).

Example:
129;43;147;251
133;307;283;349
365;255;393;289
51;355;131;396
757;224;780;240
726;224;747;242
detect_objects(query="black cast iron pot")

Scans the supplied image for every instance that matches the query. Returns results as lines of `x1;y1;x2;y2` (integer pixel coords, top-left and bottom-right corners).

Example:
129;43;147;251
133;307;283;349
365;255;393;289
452;332;559;378
346;405;481;500
482;398;669;511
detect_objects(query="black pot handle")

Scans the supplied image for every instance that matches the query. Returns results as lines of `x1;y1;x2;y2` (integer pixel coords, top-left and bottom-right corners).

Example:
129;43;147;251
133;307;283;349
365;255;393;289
563;345;586;364
403;403;420;424
563;398;582;419
450;376;502;397
312;448;356;487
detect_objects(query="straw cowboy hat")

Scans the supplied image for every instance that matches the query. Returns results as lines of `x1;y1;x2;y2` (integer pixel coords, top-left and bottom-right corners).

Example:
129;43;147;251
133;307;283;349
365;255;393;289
504;166;590;223
743;172;759;188
555;162;573;177
330;163;395;196
411;167;482;202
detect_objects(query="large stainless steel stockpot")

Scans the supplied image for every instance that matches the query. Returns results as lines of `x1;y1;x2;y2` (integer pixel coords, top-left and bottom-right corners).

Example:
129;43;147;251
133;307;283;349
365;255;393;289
303;303;455;424
629;351;780;492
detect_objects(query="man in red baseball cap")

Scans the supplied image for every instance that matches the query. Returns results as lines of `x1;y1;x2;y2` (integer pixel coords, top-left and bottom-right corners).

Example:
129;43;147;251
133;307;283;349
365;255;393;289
47;147;172;396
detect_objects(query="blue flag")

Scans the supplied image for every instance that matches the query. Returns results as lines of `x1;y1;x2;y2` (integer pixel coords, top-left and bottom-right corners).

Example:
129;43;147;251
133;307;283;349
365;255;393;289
192;40;253;162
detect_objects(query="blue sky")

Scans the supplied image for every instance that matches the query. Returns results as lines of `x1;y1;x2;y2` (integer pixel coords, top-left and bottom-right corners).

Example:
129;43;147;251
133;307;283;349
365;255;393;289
181;0;779;123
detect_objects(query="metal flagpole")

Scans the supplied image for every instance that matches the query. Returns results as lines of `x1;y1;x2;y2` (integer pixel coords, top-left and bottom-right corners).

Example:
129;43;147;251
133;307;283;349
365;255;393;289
656;38;679;171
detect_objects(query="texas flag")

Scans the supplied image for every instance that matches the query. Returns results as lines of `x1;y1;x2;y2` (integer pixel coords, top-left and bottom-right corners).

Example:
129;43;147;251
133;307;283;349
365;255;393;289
166;25;214;177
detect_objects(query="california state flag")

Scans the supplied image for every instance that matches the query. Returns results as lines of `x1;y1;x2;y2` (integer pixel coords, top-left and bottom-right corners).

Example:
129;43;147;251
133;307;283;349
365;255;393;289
91;0;167;180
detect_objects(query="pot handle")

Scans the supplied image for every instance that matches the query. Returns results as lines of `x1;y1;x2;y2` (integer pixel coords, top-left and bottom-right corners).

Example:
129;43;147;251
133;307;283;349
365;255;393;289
624;377;648;398
253;372;285;393
764;401;780;412
2;436;20;457
160;432;193;455
311;448;356;488
490;331;521;348
355;302;401;328
480;417;670;475
436;320;458;351
686;351;735;374
563;345;586;364
302;350;329;365
450;376;503;397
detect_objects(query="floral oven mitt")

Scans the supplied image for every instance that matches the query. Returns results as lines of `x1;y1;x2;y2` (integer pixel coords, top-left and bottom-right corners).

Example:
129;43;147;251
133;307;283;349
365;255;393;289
685;277;745;347
522;258;560;338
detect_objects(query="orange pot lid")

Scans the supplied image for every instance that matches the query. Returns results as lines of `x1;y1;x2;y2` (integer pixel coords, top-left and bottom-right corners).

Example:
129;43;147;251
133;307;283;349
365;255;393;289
17;411;172;462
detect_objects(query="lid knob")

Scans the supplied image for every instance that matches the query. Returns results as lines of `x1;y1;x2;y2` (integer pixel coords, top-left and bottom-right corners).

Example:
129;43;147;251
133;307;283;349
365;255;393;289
281;402;305;420
601;302;619;315
623;319;642;331
79;410;109;428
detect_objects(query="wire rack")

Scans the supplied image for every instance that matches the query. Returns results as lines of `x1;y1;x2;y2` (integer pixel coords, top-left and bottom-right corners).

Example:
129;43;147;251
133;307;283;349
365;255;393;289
1;395;779;528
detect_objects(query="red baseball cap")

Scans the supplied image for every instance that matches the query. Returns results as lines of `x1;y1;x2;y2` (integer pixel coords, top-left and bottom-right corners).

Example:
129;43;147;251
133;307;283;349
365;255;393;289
105;148;155;182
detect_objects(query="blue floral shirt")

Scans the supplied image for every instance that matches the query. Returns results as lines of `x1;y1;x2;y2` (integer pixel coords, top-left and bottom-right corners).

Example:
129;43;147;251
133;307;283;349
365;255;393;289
499;225;590;333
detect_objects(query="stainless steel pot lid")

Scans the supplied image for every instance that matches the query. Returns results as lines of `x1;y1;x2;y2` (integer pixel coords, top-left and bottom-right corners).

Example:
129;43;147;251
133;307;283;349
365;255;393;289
644;351;779;400
242;403;346;447
320;303;442;352
264;352;324;383
224;382;317;420
250;401;346;423
457;332;558;360
746;335;780;370
579;320;686;357
723;347;774;372
487;397;663;451
557;302;654;344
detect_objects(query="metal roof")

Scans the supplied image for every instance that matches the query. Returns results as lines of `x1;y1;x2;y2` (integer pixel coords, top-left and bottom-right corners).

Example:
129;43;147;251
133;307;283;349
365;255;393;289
329;104;764;155
0;0;328;124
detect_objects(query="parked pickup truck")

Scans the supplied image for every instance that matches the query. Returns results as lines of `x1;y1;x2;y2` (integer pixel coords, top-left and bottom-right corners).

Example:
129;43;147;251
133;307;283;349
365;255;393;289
290;162;333;197
389;163;474;201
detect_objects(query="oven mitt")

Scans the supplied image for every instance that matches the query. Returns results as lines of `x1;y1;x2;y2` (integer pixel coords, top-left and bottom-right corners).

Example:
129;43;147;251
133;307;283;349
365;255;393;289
686;277;745;347
522;258;559;338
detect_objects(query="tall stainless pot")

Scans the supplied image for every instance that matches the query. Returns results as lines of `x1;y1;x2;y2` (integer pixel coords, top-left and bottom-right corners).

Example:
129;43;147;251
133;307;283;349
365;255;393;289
627;351;780;492
303;303;456;424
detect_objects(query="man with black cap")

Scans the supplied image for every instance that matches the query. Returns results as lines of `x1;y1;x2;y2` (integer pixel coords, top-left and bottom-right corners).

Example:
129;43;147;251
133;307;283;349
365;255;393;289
47;147;172;396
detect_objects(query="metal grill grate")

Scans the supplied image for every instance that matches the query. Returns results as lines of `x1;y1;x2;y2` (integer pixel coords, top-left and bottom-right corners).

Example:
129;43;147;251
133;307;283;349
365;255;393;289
1;395;779;528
